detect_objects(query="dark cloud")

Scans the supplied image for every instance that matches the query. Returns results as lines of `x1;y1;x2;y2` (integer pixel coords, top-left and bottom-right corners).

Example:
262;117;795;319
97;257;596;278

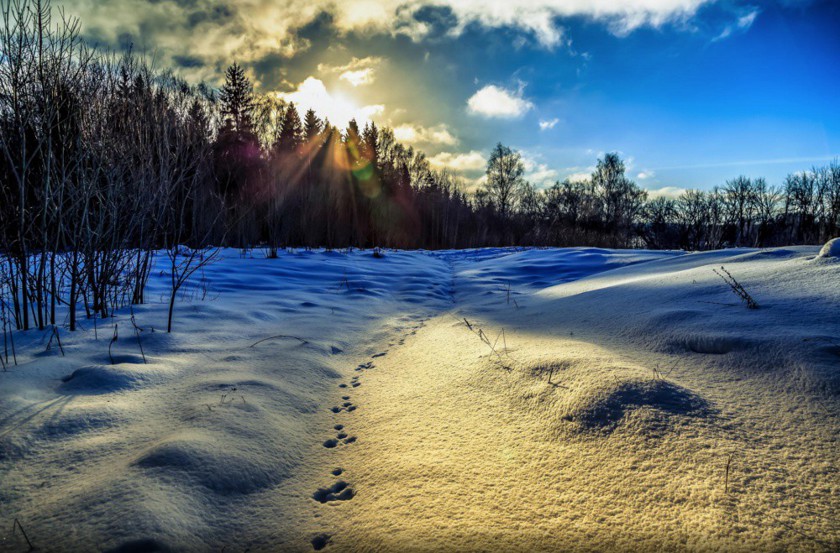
172;54;205;68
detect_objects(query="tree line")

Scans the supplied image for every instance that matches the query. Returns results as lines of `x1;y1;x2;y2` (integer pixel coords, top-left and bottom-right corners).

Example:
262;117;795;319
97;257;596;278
1;0;838;334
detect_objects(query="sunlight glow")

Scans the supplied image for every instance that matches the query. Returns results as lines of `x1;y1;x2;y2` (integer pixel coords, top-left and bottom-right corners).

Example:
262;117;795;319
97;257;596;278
276;77;383;130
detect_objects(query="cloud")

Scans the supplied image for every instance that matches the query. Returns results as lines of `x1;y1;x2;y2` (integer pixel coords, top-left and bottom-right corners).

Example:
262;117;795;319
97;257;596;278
539;118;560;130
276;77;384;129
318;57;383;87
393;123;459;146
713;8;760;41
340;69;375;86
636;170;656;180
521;152;559;187
58;0;716;79
467;85;534;118
429;150;487;172
645;186;687;199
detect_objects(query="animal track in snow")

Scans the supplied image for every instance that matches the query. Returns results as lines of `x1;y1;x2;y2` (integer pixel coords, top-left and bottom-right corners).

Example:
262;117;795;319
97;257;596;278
311;533;331;550
312;481;355;503
323;438;339;448
372;352;386;358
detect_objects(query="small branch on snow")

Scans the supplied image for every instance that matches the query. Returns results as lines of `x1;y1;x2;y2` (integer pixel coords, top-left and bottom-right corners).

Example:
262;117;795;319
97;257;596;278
249;334;309;348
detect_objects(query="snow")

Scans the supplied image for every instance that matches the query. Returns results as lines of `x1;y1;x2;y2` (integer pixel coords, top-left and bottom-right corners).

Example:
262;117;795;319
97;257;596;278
819;237;840;259
1;246;838;552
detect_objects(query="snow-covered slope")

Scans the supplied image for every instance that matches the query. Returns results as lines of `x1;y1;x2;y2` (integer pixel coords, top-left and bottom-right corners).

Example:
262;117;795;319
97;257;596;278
1;246;837;552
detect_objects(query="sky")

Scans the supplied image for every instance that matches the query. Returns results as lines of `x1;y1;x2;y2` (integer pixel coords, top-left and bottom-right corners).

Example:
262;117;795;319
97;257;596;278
58;0;840;195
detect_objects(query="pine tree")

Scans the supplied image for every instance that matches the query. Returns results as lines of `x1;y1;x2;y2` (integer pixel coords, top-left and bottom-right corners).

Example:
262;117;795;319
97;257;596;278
345;119;360;144
219;62;255;134
362;122;379;168
276;102;303;154
303;109;322;142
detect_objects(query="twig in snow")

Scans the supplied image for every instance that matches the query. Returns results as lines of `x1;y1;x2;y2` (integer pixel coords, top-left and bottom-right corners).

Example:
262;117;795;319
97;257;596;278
12;518;33;551
249;334;309;348
51;325;64;356
724;454;733;493
130;310;147;364
713;266;759;309
108;324;118;365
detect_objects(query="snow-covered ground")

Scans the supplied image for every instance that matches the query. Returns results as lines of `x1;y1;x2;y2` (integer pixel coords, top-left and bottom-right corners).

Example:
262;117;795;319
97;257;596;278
1;246;838;552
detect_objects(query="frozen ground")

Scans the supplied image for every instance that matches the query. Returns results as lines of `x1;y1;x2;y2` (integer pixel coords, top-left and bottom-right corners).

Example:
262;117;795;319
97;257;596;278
1;246;838;552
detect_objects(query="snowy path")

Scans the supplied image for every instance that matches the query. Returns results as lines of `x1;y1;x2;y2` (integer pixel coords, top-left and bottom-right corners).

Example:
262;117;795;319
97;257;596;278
2;247;838;552
299;248;839;552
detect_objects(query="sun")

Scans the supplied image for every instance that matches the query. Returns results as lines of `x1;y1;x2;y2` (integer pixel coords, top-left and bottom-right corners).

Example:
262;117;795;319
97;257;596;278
276;77;383;130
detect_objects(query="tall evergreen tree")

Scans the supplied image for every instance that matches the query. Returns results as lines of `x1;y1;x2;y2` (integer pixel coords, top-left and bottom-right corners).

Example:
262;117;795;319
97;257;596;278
303;109;322;142
276;102;303;155
346;119;361;144
362;122;379;168
219;62;255;134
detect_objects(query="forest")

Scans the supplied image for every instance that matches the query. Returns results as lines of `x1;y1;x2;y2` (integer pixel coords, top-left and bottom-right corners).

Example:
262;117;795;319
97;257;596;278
1;0;839;333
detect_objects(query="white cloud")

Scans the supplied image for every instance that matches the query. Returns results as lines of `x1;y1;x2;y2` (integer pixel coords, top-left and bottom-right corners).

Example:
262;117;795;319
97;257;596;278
340;68;375;86
527;165;560;187
318;56;382;86
713;8;760;41
539;118;560;130
520;153;559;187
636;170;656;180
566;172;592;183
737;10;759;29
59;1;718;81
646;186;687;199
393;123;459;146
429;150;487;172
467;85;534;118
276;77;384;129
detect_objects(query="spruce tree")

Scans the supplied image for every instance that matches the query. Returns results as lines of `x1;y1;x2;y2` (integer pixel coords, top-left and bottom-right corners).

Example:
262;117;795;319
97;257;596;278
219;62;255;134
303;109;322;142
277;102;303;154
362;122;379;167
346;119;361;144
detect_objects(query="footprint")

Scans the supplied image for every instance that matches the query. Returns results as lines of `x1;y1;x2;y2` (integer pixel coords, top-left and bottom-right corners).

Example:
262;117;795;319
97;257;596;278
347;405;357;412
332;468;343;476
343;436;357;444
342;396;350;400
351;383;360;388
337;432;348;439
334;424;344;431
330;407;342;414
372;352;386;358
313;481;355;503
342;402;352;407
311;534;331;551
323;439;339;448
338;384;348;389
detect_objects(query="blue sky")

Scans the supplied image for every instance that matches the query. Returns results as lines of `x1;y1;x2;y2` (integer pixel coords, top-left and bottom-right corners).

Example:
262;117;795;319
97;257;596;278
62;0;839;195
